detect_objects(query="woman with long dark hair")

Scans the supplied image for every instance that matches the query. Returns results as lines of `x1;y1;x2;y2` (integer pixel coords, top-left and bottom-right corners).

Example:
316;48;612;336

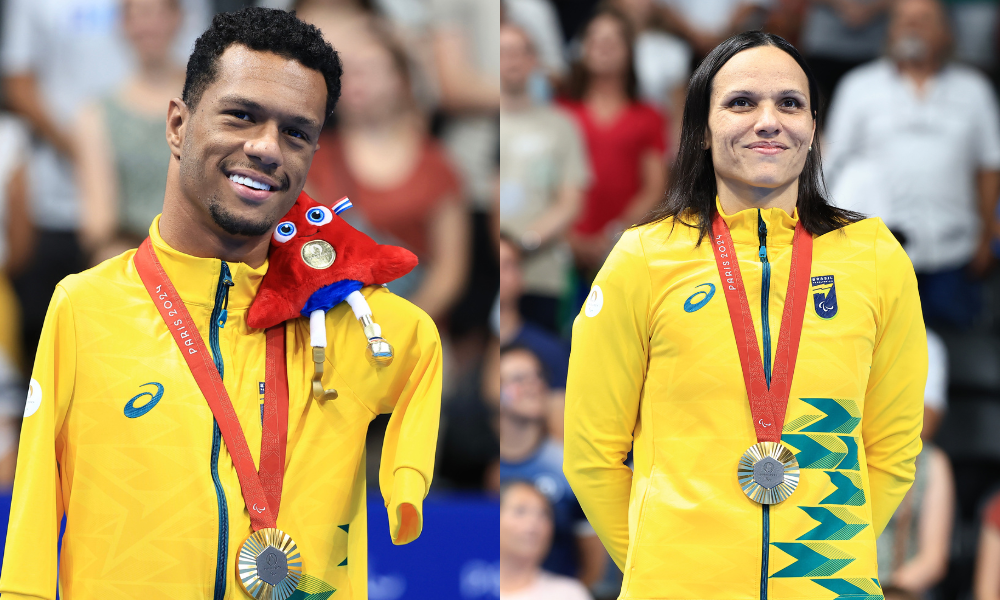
560;6;667;273
564;32;926;598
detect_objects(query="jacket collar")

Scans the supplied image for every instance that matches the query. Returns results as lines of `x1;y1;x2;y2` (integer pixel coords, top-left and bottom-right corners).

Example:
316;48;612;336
716;197;799;248
147;215;268;310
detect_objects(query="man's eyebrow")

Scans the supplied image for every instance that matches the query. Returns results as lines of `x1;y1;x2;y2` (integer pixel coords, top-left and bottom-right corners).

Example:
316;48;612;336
217;94;321;130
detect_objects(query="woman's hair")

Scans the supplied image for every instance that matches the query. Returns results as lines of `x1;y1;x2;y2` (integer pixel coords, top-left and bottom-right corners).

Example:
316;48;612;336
563;5;639;102
637;31;862;240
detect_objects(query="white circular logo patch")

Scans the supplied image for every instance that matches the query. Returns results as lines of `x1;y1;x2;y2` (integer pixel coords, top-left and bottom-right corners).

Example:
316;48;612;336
584;285;604;317
24;378;41;418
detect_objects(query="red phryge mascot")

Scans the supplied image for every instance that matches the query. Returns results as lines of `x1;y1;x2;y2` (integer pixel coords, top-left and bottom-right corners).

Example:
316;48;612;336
247;193;418;399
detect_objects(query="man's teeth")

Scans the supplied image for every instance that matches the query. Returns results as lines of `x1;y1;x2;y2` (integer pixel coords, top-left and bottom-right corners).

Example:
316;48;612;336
228;174;272;191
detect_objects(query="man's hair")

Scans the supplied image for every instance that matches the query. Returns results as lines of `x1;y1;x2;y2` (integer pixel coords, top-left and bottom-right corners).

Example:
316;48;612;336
182;7;342;120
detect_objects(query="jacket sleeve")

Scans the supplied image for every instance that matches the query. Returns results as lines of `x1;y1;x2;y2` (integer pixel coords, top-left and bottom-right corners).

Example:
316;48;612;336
564;229;651;570
863;222;926;537
0;285;76;600
334;286;443;545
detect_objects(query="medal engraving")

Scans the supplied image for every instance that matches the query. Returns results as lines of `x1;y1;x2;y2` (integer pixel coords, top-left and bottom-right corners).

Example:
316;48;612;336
737;441;800;504
301;240;336;269
256;546;289;585
752;456;784;489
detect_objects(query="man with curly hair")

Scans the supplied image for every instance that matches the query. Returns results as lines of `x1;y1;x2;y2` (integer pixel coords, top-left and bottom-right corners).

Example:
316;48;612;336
0;8;442;599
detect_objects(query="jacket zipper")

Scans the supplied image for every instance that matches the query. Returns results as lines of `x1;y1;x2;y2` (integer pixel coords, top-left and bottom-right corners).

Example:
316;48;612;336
758;211;771;600
209;262;234;600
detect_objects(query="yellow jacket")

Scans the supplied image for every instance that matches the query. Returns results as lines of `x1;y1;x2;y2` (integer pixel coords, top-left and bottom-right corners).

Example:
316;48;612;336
564;203;925;599
0;218;442;599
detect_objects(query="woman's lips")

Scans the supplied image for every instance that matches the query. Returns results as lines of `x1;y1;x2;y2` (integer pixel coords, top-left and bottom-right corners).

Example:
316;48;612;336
747;142;788;156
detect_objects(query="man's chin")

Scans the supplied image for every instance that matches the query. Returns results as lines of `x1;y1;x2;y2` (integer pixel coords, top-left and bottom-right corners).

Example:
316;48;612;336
207;200;276;238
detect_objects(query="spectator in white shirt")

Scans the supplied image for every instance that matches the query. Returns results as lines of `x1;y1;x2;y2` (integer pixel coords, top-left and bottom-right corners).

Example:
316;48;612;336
500;480;593;600
823;0;1000;329
656;0;772;58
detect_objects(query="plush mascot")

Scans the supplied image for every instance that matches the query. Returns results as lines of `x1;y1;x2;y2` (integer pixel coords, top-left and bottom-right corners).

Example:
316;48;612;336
247;193;418;400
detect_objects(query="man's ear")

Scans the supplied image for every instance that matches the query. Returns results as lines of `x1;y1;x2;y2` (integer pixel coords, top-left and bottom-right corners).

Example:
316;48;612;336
166;98;189;160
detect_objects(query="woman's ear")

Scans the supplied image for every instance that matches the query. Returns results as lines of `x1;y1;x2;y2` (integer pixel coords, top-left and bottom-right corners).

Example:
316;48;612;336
166;98;189;160
703;128;711;150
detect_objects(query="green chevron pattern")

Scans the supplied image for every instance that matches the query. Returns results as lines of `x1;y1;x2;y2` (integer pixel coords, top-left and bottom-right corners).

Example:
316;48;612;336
288;574;337;599
836;435;859;471
800;398;861;434
784;414;821;432
770;542;855;578
820;471;866;506
810;577;884;599
782;434;847;469
797;507;868;540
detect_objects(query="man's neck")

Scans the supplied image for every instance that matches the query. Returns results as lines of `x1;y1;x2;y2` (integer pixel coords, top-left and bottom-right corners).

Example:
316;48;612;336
158;198;271;268
499;413;545;462
896;58;941;93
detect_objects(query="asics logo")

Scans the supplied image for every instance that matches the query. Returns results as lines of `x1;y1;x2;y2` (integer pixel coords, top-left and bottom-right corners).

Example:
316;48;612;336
124;382;164;418
683;283;716;313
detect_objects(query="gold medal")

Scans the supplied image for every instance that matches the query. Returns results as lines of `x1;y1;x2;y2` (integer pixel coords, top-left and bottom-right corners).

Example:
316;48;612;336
301;240;336;269
237;528;303;600
737;441;799;504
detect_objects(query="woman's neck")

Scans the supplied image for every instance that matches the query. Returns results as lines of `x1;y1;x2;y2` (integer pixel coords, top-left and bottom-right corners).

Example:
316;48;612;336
716;176;798;216
499;557;541;594
585;74;628;103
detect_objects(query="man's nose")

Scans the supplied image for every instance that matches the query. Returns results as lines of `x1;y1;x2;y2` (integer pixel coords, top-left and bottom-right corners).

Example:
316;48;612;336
245;123;283;168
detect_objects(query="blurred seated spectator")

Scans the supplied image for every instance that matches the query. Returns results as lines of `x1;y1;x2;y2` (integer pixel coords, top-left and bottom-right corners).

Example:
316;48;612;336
800;0;891;123
499;22;589;333
498;345;606;588
500;480;593;600
656;0;771;58
295;0;380;57
824;0;1000;329
76;0;186;257
504;0;569;84
0;113;32;486
496;235;571;392
876;328;954;591
974;490;1000;599
611;0;690;156
0;115;31;369
882;586;921;600
559;6;666;275
428;0;499;337
307;26;469;324
1;0;209;362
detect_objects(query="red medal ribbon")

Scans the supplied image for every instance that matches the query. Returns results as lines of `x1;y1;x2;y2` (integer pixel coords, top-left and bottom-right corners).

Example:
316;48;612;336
710;210;812;443
134;238;288;531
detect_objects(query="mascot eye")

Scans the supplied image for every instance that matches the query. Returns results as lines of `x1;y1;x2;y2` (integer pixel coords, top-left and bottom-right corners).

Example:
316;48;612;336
273;221;297;243
306;206;333;226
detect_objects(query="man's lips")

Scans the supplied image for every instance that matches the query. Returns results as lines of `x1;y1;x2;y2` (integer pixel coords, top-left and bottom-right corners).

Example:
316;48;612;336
224;168;284;202
746;142;789;156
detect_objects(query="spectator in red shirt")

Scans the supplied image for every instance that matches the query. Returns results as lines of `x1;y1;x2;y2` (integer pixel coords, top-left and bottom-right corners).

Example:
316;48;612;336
307;24;469;324
559;6;667;273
